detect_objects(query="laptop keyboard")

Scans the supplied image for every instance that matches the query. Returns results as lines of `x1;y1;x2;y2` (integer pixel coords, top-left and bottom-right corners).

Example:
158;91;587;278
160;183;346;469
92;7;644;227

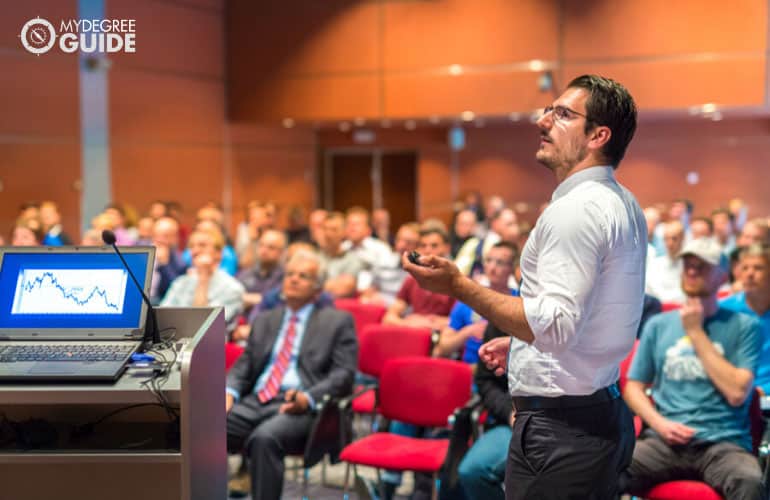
0;344;135;362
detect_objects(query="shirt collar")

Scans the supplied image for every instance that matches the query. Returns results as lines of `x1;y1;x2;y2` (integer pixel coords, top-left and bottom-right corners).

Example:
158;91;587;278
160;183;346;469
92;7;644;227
551;166;615;202
286;302;314;323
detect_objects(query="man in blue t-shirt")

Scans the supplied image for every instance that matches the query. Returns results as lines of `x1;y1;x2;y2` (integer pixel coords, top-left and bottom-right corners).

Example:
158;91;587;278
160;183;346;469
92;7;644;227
433;241;519;363
620;238;764;499
721;243;770;394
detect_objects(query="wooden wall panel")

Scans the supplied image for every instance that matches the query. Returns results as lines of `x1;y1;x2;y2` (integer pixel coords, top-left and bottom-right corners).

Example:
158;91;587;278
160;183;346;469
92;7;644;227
108;0;224;78
0;54;80;138
563;57;766;109
0;144;80;241
563;0;766;60
0;1;77;51
383;0;559;70
237;75;381;122
109;69;225;144
110;145;225;223
385;71;551;118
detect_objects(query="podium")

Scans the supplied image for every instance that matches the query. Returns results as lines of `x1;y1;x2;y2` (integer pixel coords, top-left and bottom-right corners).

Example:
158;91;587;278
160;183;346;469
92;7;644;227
0;307;226;500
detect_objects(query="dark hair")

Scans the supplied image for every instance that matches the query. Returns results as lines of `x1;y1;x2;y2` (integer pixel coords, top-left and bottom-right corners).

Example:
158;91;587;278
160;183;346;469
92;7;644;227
711;207;734;223
490;241;520;268
419;227;449;244
690;216;713;234
567;74;637;168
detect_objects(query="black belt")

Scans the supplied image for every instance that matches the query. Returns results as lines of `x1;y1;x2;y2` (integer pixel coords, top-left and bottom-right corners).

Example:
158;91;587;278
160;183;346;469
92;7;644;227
512;382;621;411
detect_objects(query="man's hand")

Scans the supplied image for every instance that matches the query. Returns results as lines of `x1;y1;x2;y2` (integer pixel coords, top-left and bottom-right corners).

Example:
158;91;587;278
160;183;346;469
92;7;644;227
231;324;251;342
466;320;488;340
479;336;511;376
155;244;170;266
402;253;463;296
402;314;436;329
680;297;705;334
279;389;310;414
652;416;696;446
243;292;263;308
226;393;235;413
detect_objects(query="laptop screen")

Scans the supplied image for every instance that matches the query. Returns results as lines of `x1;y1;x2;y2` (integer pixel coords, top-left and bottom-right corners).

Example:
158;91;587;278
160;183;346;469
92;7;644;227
0;247;155;338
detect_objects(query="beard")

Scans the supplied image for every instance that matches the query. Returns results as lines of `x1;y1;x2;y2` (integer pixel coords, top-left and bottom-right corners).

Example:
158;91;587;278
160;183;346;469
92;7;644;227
535;140;589;173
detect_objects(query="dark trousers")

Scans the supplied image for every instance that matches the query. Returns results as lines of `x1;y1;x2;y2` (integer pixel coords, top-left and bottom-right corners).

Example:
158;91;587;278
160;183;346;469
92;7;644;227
504;397;635;500
619;429;766;500
226;393;315;500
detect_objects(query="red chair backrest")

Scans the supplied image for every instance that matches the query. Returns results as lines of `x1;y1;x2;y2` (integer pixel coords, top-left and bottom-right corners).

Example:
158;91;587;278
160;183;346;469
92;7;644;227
379;357;473;428
358;324;433;377
334;299;387;337
225;342;245;372
661;302;682;312
619;340;639;393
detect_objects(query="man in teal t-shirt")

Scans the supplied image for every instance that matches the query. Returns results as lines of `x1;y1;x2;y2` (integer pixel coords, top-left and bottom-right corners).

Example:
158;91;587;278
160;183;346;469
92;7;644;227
620;238;764;500
721;243;770;394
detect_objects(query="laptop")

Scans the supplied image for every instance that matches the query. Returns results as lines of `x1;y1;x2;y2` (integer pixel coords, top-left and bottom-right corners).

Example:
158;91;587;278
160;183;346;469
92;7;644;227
0;246;155;382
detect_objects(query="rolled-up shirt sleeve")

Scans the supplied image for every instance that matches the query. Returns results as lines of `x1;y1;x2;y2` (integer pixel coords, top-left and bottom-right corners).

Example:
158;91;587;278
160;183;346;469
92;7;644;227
522;200;606;353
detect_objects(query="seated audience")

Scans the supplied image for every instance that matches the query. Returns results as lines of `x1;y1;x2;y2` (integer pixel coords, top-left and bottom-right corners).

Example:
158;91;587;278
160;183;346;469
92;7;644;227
80;228;102;246
383;227;455;329
721;243;770;394
455;208;518;279
371;208;393;247
712;207;736;254
183;219;238;276
307;208;327;248
620;238;763;499
458;323;515;500
11;217;43;246
236;201;270;266
450;208;478;259
225;250;357;500
434;242;519;362
135;215;155;245
150;216;186;305
319;212;364;298
39;201;71;246
738;218;770;247
358;222;420;306
236;229;287;313
646;220;686;304
342;206;392;271
689;216;713;240
104;203;138;245
161;228;245;325
285;205;311;244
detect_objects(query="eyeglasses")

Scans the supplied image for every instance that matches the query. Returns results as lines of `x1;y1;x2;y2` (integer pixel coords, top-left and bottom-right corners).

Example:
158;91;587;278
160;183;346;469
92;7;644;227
541;105;589;122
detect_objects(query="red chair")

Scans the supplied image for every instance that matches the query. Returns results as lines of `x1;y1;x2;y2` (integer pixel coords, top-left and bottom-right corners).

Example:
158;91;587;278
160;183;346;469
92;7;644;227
351;324;433;415
340;357;473;500
334;299;386;338
224;342;245;372
661;302;682;312
637;388;765;500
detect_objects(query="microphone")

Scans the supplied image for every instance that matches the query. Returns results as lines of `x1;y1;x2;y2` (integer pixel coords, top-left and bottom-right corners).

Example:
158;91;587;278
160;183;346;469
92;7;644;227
102;230;161;347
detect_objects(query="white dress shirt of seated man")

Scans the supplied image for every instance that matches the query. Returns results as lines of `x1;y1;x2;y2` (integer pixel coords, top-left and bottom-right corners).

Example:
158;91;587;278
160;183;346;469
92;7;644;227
383;227;454;330
161;228;245;324
434;241;519;359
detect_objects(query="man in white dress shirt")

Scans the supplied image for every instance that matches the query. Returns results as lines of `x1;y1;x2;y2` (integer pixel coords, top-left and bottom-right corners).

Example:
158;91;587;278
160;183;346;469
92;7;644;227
403;74;645;499
645;220;686;304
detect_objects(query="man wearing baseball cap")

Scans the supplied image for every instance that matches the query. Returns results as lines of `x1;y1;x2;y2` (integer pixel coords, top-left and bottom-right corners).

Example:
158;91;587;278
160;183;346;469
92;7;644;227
621;238;765;499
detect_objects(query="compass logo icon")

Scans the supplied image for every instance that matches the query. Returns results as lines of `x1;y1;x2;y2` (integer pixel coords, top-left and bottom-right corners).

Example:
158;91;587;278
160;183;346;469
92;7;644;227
20;17;56;55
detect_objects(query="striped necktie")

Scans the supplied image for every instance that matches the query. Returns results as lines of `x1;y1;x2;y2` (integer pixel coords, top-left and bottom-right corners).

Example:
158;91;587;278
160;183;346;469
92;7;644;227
257;315;299;404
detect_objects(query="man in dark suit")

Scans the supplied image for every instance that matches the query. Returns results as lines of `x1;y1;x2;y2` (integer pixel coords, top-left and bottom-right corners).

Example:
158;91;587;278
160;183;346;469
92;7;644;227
225;249;358;500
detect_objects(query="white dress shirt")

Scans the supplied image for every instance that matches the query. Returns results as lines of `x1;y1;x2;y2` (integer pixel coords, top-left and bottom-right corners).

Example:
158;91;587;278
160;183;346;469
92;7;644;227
509;166;647;397
645;254;685;304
